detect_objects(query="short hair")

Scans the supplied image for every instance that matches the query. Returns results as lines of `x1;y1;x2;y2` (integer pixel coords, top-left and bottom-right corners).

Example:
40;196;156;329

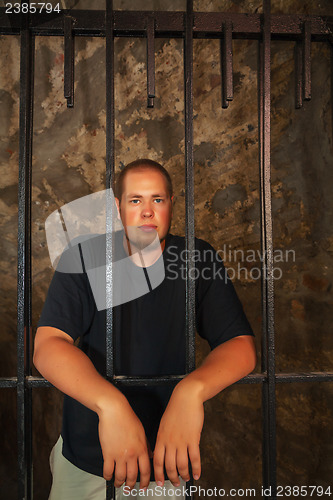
115;159;173;201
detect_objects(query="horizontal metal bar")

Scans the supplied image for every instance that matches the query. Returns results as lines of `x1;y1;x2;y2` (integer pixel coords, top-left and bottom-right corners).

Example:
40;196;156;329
0;377;18;388
8;371;331;389
1;372;332;390
0;10;332;41
275;372;333;383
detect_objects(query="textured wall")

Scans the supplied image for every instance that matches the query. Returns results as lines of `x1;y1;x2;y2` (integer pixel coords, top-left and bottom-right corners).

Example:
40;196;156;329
1;1;333;499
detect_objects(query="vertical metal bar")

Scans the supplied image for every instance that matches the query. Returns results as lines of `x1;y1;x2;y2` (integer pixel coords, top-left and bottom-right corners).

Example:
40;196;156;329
64;15;75;108
330;42;333;144
17;22;34;500
184;3;195;496
105;0;115;498
302;20;312;101
146;15;155;108
294;41;303;109
259;1;276;498
184;0;195;375
221;19;233;109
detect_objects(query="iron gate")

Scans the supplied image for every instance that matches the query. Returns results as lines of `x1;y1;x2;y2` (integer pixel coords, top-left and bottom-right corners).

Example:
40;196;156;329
0;1;333;499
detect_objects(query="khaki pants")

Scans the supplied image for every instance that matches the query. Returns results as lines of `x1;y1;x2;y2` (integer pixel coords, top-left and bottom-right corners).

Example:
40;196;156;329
49;436;186;500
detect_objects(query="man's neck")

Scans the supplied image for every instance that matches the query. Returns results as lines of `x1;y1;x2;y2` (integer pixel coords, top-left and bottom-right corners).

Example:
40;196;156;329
122;234;166;268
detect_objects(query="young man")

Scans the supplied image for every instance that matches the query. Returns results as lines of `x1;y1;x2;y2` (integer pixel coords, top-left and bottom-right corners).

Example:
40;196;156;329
34;159;256;500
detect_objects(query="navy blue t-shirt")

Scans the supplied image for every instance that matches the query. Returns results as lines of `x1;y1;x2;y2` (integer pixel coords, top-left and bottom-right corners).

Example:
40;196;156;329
38;232;253;477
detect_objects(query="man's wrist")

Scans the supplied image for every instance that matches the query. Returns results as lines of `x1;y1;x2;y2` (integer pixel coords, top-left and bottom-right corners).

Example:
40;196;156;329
95;382;129;417
173;375;205;404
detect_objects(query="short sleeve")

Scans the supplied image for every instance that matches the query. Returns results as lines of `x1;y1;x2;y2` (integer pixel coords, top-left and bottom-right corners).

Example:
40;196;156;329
37;268;95;342
195;239;254;349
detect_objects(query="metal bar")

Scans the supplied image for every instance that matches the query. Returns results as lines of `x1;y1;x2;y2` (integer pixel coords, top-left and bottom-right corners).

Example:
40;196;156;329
17;19;34;500
146;15;155;108
0;378;18;388
64;15;75;108
303;20;312;101
1;10;333;41
221;19;233;108
105;0;115;497
331;41;333;144
259;1;277;498
184;0;195;375
20;371;333;389
294;41;303;109
184;2;195;497
105;0;115;391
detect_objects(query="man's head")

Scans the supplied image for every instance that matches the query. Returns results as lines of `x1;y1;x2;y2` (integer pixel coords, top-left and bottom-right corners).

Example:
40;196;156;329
115;159;173;252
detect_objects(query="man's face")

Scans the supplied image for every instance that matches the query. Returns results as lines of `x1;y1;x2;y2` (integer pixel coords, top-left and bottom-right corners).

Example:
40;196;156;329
116;168;173;252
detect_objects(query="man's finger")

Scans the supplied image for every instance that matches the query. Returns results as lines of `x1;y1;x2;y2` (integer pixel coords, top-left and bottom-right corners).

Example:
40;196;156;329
103;458;115;481
138;452;151;490
114;461;127;488
188;444;201;480
125;458;139;489
176;448;190;482
153;443;166;486
164;447;180;487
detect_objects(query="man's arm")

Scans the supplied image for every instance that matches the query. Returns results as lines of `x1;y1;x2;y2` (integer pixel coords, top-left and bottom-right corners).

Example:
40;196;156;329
33;326;151;489
153;335;256;487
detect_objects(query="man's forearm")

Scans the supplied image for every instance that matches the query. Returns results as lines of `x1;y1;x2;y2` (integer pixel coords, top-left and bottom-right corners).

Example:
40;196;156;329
33;326;127;415
174;335;256;403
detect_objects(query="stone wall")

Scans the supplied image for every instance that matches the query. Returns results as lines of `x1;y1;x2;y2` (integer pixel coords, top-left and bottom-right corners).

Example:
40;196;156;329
0;1;332;498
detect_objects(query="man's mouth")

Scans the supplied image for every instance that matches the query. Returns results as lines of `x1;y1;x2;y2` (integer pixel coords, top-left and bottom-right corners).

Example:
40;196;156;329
138;225;157;232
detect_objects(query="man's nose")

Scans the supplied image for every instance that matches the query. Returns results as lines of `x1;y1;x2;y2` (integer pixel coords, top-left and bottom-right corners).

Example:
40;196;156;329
141;202;154;217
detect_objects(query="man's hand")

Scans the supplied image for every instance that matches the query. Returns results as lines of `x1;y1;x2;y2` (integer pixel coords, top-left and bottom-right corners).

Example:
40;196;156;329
153;336;256;487
153;380;204;487
34;327;151;490
98;399;151;489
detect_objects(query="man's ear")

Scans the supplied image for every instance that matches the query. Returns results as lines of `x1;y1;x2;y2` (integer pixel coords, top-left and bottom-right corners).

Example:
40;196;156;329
115;197;121;220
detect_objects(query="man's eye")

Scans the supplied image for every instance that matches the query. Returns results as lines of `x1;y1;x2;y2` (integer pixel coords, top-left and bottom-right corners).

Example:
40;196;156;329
130;199;140;204
154;198;163;203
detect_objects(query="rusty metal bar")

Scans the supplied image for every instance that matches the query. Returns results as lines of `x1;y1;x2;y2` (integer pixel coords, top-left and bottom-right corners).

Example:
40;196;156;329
295;41;303;109
303;20;312;101
105;0;115;497
184;2;195;494
1;10;333;41
221;19;233;108
146;15;155;108
19;371;333;389
17;18;34;500
259;1;277;498
184;0;195;375
64;15;75;107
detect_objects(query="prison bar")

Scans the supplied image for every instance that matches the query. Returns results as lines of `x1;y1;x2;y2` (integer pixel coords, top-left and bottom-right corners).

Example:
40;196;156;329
184;3;195;494
0;3;332;500
17;15;34;500
64;15;75;107
105;1;116;497
221;19;233;108
2;371;333;390
184;0;196;376
146;15;155;108
258;1;277;497
303;20;312;101
1;10;333;40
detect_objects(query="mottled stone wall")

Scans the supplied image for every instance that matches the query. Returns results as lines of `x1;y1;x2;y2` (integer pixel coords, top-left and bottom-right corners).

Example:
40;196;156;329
1;1;333;499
